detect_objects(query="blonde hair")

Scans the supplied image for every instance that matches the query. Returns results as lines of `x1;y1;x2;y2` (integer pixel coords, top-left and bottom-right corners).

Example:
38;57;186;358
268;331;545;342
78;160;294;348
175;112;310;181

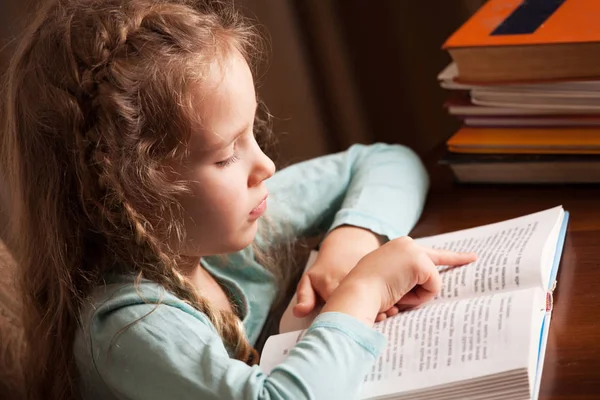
0;0;283;398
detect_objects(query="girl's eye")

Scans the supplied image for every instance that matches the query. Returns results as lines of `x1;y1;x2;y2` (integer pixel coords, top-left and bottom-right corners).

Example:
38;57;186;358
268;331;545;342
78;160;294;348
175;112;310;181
215;152;240;168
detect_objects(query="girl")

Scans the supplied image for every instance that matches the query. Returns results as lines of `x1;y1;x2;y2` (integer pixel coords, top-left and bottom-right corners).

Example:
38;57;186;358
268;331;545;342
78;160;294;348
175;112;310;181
0;0;476;399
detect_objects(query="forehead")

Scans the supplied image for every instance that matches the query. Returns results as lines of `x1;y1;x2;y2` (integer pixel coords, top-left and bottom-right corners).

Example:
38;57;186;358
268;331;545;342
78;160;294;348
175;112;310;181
190;49;257;151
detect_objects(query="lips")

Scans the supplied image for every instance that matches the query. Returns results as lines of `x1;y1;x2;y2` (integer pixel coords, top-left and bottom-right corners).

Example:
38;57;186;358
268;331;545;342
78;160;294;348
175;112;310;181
249;194;268;218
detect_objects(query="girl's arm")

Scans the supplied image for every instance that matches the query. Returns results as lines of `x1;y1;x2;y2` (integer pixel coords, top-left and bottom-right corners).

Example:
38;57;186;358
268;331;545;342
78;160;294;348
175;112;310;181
78;285;385;400
263;143;429;244
263;143;429;316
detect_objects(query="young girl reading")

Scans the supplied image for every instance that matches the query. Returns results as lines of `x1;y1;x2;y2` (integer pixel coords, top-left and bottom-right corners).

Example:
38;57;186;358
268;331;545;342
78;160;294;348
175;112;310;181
0;0;476;399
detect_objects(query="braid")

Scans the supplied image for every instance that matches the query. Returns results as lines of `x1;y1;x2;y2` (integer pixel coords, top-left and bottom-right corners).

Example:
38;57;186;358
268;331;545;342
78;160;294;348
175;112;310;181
143;266;260;364
84;90;259;364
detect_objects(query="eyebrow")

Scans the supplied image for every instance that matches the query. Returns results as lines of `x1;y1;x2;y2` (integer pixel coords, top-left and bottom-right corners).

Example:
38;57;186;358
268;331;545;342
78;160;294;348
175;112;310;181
206;103;259;152
218;122;250;150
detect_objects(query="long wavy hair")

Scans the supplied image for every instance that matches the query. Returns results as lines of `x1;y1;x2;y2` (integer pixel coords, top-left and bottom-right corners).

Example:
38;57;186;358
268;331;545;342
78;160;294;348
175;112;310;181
0;0;288;399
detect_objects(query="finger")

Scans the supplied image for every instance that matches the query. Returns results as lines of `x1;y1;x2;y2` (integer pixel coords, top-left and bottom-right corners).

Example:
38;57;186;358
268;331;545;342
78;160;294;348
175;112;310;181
414;260;443;299
375;312;387;322
293;275;316;318
385;306;400;318
395;303;414;312
318;279;340;303
424;248;477;266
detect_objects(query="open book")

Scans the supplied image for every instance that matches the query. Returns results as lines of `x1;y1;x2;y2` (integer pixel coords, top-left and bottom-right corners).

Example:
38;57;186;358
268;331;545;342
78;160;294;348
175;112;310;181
261;206;569;400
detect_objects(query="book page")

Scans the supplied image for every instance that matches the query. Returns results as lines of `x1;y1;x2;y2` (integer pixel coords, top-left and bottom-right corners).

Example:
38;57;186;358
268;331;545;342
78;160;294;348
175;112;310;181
262;288;546;399
415;206;563;301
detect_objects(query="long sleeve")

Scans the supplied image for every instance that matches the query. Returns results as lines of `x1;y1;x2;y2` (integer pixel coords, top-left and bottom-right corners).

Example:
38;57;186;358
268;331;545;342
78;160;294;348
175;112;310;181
75;282;386;400
263;143;429;244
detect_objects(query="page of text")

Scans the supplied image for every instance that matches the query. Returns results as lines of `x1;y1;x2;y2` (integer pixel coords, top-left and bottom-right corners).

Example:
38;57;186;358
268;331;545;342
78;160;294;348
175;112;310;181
415;207;562;301
361;287;544;398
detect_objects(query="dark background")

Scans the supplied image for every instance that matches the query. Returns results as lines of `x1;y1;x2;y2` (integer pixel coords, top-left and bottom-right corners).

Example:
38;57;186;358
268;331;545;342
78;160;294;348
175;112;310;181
0;0;486;165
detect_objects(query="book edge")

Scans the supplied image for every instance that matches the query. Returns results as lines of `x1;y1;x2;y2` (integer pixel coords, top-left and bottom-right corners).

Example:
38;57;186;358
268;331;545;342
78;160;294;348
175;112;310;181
547;210;569;289
531;210;568;398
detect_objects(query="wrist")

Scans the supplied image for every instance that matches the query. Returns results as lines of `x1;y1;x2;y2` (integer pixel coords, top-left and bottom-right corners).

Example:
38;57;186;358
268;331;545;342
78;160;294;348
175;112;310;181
316;225;385;269
322;225;385;250
320;278;381;327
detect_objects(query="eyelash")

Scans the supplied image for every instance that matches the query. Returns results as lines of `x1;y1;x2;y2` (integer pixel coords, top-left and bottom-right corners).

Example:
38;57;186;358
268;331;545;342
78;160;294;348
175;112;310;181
216;152;240;168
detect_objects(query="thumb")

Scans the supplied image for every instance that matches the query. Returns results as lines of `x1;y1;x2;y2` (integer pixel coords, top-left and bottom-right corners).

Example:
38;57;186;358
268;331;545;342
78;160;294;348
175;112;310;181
293;274;316;318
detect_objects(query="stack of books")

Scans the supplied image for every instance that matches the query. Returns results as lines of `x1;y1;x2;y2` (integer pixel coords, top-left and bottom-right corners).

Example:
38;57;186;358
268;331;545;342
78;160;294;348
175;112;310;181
438;0;600;184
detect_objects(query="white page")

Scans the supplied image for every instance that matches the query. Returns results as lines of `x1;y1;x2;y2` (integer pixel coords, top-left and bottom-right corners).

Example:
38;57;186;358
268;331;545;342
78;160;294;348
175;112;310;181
360;287;545;398
262;288;546;399
415;206;563;301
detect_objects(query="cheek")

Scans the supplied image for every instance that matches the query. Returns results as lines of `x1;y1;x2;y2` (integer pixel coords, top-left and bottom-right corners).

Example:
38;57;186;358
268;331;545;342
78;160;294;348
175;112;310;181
183;172;247;229
174;164;256;254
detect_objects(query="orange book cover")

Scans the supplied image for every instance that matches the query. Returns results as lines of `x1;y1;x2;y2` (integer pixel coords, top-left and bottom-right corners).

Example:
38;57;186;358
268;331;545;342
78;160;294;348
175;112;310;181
447;127;600;154
443;0;600;49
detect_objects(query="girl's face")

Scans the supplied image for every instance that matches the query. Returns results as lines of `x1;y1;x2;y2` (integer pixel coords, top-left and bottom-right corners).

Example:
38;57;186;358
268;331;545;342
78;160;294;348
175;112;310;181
174;49;275;257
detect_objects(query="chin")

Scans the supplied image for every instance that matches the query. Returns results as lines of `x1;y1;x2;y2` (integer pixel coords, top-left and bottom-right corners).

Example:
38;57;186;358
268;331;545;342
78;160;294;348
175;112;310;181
188;221;259;256
225;221;259;253
240;222;259;248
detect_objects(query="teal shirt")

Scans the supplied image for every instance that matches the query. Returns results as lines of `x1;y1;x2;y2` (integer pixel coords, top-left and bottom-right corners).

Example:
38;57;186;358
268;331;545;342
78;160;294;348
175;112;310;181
74;143;429;399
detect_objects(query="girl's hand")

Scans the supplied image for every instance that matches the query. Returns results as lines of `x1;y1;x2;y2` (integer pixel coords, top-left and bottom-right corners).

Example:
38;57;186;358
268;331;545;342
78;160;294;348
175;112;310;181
321;237;477;326
358;237;477;312
293;226;385;318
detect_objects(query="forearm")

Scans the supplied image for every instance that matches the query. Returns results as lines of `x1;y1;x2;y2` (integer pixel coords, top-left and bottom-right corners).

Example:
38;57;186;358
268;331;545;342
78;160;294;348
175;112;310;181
328;143;429;240
320;279;380;327
292;226;384;319
263;313;386;399
264;143;428;245
317;225;385;270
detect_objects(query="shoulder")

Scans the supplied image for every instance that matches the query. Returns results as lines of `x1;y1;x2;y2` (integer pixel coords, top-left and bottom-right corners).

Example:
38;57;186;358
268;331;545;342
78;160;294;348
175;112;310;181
74;278;235;399
76;277;221;356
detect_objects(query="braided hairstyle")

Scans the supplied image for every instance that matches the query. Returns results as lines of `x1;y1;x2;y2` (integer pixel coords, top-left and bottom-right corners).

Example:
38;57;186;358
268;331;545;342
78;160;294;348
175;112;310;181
0;0;271;398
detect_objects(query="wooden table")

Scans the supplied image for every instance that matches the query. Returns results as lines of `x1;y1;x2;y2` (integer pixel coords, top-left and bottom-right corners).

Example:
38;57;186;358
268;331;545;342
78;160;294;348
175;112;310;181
410;157;600;399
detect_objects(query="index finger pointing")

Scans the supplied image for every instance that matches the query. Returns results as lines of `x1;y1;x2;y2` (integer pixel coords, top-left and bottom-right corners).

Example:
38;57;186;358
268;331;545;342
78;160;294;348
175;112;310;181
423;248;477;266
